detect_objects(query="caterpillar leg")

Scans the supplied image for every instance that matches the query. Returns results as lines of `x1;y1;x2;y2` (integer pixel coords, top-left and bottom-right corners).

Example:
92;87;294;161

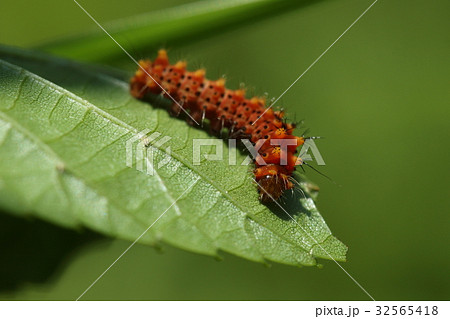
170;102;183;117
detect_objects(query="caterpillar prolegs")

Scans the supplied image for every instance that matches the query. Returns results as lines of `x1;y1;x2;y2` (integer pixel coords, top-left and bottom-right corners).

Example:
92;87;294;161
130;50;306;202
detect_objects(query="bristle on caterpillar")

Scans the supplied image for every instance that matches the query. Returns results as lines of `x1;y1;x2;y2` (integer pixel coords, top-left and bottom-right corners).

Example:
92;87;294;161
130;49;305;202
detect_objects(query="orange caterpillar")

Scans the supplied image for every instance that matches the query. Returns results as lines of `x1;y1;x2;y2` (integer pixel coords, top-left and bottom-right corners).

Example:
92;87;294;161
130;50;305;202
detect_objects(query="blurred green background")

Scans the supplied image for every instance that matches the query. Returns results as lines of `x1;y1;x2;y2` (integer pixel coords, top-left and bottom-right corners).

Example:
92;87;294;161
0;0;449;300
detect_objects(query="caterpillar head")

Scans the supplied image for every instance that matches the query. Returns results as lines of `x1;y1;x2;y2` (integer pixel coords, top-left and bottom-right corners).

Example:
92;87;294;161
257;174;286;202
255;166;294;202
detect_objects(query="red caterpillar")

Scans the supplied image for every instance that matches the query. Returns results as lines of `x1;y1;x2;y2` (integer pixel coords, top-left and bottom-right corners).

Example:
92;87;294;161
130;50;305;202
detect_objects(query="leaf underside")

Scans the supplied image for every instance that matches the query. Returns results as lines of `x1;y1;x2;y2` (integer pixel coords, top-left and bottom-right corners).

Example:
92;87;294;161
0;46;347;267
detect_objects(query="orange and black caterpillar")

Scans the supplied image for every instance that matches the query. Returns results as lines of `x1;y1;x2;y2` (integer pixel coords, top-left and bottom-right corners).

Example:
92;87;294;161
130;50;305;202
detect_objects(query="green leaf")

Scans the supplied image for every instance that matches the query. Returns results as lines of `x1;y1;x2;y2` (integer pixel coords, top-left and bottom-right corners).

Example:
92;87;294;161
0;45;346;267
40;0;317;63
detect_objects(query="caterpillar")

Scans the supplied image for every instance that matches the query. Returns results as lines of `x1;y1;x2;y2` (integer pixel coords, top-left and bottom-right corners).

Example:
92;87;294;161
130;49;306;202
